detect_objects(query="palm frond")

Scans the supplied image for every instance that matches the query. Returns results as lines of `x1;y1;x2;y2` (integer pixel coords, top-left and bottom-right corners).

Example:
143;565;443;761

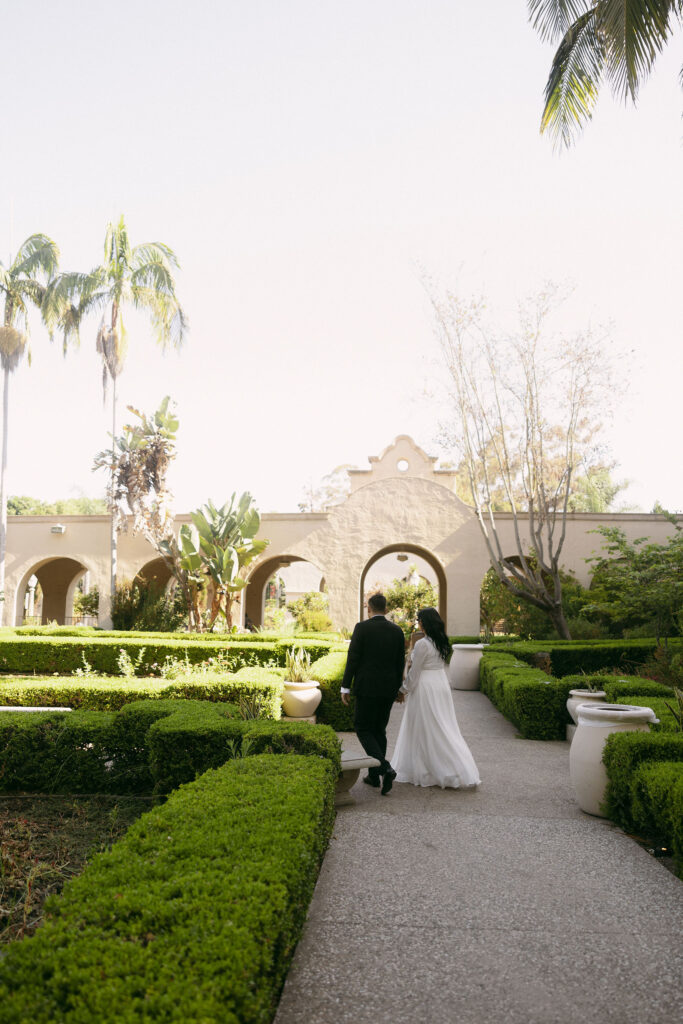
541;9;605;147
528;1;593;42
132;242;180;271
11;234;59;280
597;0;679;101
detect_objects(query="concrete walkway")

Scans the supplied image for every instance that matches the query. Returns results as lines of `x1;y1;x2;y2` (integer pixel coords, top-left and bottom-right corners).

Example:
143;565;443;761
275;690;683;1024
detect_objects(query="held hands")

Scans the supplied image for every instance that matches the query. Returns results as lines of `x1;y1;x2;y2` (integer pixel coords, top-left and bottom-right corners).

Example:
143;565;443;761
395;691;405;704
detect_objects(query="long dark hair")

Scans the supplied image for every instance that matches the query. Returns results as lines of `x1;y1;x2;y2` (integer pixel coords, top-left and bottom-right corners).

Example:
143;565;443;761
417;607;451;663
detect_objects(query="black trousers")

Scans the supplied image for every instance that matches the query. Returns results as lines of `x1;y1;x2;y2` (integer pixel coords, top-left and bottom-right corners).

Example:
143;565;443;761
354;693;396;772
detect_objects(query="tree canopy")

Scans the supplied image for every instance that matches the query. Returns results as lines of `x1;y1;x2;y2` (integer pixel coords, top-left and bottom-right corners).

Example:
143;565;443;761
529;1;683;147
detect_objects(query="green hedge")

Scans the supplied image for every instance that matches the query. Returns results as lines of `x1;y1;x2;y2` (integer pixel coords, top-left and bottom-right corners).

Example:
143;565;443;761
0;667;284;717
613;697;681;734
0;634;342;676
0;753;337;1023
629;761;683;875
602;730;683;830
479;652;572;740
559;674;673;702
0;698;340;796
493;638;681;677
0;636;284;675
310;650;354;730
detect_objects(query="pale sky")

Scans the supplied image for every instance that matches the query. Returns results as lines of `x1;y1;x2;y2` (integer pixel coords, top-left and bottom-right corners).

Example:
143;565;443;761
2;0;682;515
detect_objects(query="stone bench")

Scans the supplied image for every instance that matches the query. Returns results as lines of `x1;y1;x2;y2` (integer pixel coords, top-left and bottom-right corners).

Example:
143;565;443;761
336;752;381;807
0;706;72;713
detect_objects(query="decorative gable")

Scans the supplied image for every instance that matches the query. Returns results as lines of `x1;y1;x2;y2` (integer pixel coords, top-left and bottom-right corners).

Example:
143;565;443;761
347;435;457;493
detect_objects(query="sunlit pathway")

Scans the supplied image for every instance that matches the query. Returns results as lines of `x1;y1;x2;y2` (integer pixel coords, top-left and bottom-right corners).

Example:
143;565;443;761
275;691;683;1024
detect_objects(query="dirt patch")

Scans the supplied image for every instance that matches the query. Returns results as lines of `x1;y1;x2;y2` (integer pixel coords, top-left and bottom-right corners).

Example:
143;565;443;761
0;794;160;945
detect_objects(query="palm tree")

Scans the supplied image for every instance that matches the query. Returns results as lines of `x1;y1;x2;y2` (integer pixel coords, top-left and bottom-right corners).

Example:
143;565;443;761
528;1;683;147
0;235;60;625
46;216;187;608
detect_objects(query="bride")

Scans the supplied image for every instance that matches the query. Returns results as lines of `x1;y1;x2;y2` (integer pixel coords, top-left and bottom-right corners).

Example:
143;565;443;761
392;607;481;789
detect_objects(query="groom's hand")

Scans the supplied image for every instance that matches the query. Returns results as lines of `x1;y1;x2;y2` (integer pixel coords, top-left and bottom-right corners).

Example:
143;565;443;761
341;692;350;706
395;692;405;704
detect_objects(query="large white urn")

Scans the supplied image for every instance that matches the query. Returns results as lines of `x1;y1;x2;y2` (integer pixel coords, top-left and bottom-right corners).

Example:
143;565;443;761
566;688;607;725
282;679;322;719
448;644;487;691
569;703;659;817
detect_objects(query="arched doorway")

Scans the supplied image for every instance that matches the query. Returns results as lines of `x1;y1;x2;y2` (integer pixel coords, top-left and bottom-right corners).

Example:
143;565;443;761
360;544;447;624
245;554;326;630
15;557;90;626
135;557;174;590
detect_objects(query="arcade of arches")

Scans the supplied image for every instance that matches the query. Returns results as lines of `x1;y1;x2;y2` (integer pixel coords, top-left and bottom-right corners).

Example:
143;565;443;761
3;437;679;630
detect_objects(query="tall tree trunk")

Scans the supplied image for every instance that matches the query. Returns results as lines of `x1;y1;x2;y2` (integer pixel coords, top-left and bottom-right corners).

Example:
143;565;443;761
109;374;118;609
549;603;572;640
0;366;9;627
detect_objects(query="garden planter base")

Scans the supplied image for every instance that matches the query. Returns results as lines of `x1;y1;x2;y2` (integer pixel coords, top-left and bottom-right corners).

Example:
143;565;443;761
281;713;317;724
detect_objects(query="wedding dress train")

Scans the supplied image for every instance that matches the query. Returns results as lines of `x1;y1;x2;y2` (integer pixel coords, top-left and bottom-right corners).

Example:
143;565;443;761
392;636;481;789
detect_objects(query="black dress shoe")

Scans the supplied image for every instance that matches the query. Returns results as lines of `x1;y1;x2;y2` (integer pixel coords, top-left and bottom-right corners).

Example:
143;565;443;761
381;767;397;795
363;773;380;788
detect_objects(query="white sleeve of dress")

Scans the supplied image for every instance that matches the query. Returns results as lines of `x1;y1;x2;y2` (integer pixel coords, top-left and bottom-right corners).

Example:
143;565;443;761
401;639;429;694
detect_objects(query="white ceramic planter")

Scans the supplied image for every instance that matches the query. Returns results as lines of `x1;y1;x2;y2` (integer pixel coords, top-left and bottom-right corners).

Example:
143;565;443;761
569;703;659;817
448;644;487;690
566;689;607;725
282;680;322;719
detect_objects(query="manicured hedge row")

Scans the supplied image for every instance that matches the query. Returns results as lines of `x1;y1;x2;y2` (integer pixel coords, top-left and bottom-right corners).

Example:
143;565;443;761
0;698;340;795
479;652;572;740
0;636;282;675
602;731;683;831
311;650;354;731
560;674;673;702
493;638;681;677
0;753;337;1023
629;761;683;875
614;697;681;734
0;666;284;717
0;635;342;675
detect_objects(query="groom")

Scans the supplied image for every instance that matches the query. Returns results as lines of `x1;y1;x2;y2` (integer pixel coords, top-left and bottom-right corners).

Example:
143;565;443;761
341;593;405;795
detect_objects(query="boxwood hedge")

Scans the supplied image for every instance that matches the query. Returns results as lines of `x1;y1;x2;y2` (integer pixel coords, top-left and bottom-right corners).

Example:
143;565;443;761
0;667;284;717
479;652;572;740
493;638;682;677
602;731;683;831
310;650;354;731
0;698;340;795
0;752;337;1023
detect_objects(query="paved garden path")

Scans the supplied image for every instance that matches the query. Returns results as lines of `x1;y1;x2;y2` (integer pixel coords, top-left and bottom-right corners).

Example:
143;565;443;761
275;690;683;1024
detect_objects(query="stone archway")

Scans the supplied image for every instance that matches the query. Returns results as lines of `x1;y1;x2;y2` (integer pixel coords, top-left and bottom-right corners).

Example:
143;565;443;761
135;557;174;589
15;557;90;626
360;543;447;623
244;554;325;629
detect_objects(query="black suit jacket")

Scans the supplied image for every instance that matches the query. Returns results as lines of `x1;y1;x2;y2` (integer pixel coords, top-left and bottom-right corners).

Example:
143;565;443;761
341;615;406;702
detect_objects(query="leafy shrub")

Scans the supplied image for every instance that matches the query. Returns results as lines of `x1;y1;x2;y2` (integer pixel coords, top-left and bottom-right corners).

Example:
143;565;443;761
0;754;336;1023
560;674;673;702
287;591;333;632
601;731;683;830
0;668;283;717
0;636;283;675
0;698;338;796
629;761;683;876
309;650;354;730
493;638;682;677
613;697;681;734
479;652;571;740
110;577;186;632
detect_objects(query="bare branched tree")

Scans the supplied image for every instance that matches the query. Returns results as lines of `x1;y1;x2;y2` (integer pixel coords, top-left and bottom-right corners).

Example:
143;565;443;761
430;285;613;639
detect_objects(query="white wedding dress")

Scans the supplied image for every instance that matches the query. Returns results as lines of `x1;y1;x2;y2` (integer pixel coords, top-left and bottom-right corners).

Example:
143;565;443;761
392;637;481;789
